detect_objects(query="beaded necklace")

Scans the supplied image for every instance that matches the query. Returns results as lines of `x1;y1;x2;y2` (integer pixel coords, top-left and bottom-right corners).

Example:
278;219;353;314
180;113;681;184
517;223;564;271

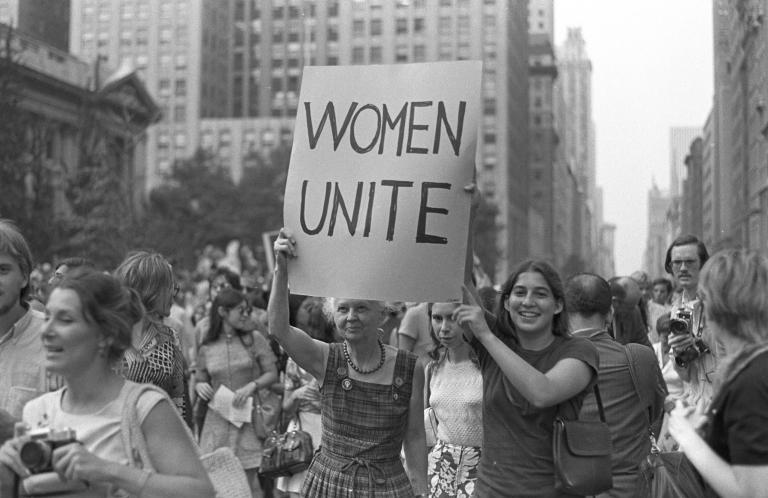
343;339;386;375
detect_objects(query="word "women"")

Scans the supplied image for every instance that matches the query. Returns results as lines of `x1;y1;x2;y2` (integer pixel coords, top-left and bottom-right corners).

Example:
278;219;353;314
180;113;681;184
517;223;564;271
304;100;467;157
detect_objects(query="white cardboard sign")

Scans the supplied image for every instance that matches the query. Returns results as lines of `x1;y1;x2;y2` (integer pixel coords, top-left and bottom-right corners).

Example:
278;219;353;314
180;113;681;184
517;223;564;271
283;61;481;302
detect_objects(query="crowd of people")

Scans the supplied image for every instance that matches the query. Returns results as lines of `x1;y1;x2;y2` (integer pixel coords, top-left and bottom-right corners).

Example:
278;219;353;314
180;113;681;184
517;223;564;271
1;212;768;497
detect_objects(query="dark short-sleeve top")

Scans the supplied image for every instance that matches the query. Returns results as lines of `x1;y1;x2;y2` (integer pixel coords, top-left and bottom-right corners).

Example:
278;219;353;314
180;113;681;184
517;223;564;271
705;351;768;465
473;330;599;498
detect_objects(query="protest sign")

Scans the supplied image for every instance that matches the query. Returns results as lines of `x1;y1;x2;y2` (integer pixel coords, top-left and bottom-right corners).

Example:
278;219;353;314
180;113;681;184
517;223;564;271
283;61;481;302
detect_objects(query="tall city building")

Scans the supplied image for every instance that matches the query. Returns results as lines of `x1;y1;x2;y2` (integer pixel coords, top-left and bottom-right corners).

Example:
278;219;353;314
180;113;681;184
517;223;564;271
712;0;768;252
0;0;71;51
669;126;701;198
681;137;704;238
557;26;602;272
557;28;594;201
69;0;232;191
644;181;672;278
528;0;573;269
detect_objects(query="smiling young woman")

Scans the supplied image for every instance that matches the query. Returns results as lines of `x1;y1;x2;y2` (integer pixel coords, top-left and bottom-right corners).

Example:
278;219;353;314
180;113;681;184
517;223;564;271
0;269;213;498
454;260;599;498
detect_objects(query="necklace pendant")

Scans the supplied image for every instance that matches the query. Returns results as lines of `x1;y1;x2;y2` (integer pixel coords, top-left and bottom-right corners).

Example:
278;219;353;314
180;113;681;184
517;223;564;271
341;378;353;391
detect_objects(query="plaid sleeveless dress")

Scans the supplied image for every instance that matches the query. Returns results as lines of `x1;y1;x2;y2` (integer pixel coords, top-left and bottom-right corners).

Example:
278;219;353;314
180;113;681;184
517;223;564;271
301;343;418;498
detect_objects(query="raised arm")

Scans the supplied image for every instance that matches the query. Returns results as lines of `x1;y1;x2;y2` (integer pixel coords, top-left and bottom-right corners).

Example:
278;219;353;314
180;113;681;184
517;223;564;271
267;229;329;381
453;289;593;408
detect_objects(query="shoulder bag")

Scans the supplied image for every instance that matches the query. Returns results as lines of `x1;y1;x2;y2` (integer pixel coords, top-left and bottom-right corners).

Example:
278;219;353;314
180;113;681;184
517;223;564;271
122;383;251;498
258;415;315;478
553;384;613;495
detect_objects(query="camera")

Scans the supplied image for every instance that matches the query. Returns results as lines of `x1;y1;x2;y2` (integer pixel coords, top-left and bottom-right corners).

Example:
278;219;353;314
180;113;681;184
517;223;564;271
17;426;78;473
669;306;710;366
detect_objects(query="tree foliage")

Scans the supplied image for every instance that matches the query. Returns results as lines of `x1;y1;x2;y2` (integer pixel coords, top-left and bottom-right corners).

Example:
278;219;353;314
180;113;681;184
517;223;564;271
139;147;288;269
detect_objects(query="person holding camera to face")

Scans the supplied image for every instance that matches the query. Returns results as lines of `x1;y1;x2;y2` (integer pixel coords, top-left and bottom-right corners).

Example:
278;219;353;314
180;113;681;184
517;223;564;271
663;235;721;413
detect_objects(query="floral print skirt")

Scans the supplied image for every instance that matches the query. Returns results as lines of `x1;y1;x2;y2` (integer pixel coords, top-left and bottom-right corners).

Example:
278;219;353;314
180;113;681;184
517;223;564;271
428;439;481;498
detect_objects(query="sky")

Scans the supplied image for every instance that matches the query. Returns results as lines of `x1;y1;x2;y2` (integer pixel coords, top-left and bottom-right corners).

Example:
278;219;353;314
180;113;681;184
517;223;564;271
555;1;714;275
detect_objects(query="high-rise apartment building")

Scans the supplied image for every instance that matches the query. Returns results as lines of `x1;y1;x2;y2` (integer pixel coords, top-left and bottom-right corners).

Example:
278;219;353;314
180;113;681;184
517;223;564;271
669;126;701;198
69;0;232;190
681;137;704;238
0;0;71;51
557;27;601;272
557;28;594;200
644;182;672;278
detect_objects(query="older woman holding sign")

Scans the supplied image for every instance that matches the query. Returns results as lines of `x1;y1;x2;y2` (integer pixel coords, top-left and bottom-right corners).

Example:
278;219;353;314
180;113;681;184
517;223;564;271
268;228;428;497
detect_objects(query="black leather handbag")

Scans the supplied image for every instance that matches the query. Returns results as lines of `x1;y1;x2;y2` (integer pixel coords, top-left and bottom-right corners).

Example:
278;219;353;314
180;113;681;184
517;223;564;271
553;384;613;495
258;417;314;478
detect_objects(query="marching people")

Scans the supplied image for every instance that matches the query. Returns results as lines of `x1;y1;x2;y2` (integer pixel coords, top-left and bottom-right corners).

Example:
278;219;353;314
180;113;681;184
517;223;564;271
668;249;768;497
566;273;667;497
425;302;483;497
455;260;599;497
114;251;192;427
0;269;214;497
0;219;62;419
268;229;429;497
195;287;278;497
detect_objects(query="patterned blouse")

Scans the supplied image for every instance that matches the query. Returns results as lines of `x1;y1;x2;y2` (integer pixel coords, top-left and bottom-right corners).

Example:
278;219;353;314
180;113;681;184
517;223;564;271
119;319;191;427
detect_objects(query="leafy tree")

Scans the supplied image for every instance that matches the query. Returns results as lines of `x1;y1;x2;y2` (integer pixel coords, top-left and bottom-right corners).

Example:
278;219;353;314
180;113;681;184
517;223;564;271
139;146;289;270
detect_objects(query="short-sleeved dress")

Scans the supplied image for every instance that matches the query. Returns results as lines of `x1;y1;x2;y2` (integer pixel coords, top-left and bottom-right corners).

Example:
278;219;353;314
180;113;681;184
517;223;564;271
473;333;599;498
301;343;417;497
197;331;277;469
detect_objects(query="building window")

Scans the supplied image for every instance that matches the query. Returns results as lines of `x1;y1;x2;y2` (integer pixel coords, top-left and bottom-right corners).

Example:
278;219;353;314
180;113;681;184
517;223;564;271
395;18;407;35
439;16;451;35
159;79;171;97
413;44;426;62
352;46;365;64
484;98;495;115
395;44;408;62
175;79;187;97
174;105;186;122
160;28;173;45
175;54;187;68
370;46;382;63
327;25;338;41
413;18;425;33
174;131;187;148
370;19;382;36
353;19;365;37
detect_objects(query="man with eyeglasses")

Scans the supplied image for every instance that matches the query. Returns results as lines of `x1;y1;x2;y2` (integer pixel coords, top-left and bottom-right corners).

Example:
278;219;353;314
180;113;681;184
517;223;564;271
662;234;719;414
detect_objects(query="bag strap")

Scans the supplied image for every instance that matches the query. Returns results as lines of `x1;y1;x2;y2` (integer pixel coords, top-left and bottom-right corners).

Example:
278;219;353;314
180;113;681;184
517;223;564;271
121;382;202;471
592;384;606;423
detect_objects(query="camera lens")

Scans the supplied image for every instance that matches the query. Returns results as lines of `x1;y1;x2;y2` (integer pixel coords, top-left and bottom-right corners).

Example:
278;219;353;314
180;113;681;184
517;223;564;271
669;320;687;334
19;440;52;472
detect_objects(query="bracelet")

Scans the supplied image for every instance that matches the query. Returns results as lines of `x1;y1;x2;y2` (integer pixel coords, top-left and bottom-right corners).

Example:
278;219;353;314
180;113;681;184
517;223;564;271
137;468;152;497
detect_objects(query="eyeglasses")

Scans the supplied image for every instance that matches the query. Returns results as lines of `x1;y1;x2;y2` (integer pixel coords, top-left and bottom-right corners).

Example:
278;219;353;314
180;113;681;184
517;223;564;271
671;259;699;269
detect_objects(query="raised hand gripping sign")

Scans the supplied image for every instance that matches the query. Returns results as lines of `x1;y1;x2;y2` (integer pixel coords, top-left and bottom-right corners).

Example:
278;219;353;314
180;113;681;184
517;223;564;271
284;61;482;302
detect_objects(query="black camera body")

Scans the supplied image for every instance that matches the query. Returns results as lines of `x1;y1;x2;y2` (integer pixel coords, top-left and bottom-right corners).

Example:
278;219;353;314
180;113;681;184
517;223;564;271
669;306;709;366
18;427;78;474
